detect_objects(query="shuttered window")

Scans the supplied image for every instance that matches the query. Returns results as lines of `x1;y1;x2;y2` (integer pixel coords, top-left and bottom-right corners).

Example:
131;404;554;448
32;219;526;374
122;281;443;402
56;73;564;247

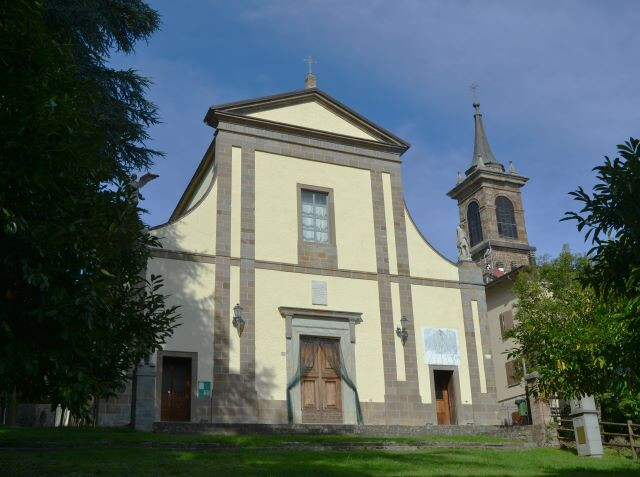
301;190;329;243
500;310;514;338
505;360;520;387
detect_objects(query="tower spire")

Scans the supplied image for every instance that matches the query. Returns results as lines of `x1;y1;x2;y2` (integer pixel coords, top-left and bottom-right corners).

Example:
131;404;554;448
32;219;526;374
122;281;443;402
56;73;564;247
467;85;503;174
470;102;503;172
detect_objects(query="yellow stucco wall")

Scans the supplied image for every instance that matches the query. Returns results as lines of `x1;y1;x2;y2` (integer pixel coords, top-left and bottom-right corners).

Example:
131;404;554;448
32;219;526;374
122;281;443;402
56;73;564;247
411;285;473;405
405;209;459;281
185;161;215;210
254;150;377;272
247;100;378;141
229;265;240;374
146;257;215;383
390;281;405;381
230;147;242;258
150;162;217;255
382;173;398;275
254;269;385;403
471;300;487;393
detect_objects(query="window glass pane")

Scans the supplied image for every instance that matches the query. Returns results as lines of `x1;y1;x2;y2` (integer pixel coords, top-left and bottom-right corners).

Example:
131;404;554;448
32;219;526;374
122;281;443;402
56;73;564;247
466;202;483;247
301;190;314;204
314;205;327;217
301;189;330;243
495;196;518;239
316;231;329;243
314;193;327;206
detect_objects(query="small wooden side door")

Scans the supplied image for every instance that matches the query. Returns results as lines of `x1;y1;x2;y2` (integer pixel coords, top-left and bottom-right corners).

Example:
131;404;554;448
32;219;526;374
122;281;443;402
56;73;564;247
160;357;191;422
434;370;454;425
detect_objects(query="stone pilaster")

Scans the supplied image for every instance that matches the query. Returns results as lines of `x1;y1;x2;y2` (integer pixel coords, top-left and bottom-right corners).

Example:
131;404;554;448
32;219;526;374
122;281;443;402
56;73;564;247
458;261;500;424
134;363;156;431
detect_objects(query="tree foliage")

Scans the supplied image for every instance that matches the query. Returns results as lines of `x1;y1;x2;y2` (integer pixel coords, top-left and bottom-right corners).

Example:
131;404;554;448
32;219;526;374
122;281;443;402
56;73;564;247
563;138;640;297
564;138;640;395
509;139;640;419
507;250;627;394
0;0;179;417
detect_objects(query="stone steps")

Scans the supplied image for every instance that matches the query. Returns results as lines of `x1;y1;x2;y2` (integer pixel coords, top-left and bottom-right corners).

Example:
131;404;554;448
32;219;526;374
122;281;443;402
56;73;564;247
154;422;534;441
0;440;531;452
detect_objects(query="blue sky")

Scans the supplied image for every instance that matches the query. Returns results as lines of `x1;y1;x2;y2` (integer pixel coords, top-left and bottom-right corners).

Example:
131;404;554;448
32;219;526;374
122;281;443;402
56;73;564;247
117;0;640;261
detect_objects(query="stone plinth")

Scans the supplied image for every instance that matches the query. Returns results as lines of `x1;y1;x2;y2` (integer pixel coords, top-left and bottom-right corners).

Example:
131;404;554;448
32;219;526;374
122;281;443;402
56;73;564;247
134;363;156;432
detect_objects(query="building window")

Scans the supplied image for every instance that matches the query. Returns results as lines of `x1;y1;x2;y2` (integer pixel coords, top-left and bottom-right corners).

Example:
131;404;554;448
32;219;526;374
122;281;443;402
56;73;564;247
505;360;520;387
495;196;518;239
500;310;514;339
466;201;483;247
301;189;329;243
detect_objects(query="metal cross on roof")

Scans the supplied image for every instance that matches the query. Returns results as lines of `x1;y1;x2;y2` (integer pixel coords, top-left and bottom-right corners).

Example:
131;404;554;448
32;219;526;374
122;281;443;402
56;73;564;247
469;83;479;103
304;56;316;74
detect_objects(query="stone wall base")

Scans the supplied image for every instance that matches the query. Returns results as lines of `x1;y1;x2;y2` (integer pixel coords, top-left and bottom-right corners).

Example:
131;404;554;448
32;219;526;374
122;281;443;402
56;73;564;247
154;421;536;442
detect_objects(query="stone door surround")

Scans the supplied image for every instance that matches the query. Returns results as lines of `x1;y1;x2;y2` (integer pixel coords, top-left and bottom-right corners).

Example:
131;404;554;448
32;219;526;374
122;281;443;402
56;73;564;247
279;306;362;424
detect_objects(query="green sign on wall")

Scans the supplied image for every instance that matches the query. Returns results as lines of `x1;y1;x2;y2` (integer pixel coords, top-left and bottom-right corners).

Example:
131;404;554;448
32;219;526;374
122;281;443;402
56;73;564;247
198;381;211;398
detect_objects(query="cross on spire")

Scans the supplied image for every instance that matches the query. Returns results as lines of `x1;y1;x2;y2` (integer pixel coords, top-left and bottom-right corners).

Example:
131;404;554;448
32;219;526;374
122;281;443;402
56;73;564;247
470;83;480;111
304;56;316;74
469;83;479;102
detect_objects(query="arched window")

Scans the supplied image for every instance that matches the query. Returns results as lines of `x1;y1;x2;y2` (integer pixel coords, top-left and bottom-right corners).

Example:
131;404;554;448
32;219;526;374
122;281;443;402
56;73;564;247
466;201;483;247
495;196;518;239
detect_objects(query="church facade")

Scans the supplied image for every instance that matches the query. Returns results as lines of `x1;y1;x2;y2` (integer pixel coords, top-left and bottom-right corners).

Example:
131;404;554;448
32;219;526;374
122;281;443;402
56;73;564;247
140;79;508;427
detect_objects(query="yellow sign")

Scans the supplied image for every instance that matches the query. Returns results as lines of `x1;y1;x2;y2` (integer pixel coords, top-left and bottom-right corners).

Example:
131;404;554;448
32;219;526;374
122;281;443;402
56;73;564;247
576;426;586;445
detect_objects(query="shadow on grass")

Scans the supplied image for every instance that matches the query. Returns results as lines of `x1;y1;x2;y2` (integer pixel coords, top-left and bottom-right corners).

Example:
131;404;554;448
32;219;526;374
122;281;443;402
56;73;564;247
1;445;638;477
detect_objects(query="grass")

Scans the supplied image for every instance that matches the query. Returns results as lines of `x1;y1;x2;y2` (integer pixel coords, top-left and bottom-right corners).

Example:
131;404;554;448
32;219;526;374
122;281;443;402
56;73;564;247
0;426;515;446
0;427;638;476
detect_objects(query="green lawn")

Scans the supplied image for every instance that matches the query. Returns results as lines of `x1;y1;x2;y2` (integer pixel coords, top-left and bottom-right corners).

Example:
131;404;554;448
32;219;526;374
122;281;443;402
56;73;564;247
0;426;515;446
0;428;638;476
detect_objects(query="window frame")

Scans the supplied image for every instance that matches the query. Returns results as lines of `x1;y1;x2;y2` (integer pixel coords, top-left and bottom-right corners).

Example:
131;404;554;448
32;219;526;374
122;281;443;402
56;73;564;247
499;309;514;339
495;195;518;239
505;360;520;387
466;200;483;247
300;189;331;244
297;184;336;247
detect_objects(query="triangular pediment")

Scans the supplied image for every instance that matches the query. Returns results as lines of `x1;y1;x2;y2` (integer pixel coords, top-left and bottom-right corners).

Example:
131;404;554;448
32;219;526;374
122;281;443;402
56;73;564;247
204;89;409;149
248;100;378;140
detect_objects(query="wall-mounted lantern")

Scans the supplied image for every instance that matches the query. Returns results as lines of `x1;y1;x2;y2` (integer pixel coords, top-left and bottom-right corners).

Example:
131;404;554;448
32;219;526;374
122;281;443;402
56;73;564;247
232;303;245;336
395;315;409;345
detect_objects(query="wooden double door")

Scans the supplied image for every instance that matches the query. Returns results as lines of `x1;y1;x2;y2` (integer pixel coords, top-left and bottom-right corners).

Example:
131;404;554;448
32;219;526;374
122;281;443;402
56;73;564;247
160;357;191;422
434;369;457;425
300;337;343;424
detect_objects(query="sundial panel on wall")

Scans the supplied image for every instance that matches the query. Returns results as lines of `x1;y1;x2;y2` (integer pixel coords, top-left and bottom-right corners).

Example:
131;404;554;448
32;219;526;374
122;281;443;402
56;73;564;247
422;328;460;366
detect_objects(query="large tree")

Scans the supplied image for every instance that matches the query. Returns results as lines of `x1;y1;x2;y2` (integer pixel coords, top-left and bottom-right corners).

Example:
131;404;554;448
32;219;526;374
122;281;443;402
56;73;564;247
563;138;640;381
0;0;178;418
508;139;640;419
507;249;638;412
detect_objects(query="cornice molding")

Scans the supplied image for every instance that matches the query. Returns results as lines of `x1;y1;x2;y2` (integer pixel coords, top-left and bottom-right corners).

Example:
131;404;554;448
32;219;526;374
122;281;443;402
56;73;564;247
278;306;363;343
470;239;536;255
447;169;529;200
214;111;408;155
205;88;410;150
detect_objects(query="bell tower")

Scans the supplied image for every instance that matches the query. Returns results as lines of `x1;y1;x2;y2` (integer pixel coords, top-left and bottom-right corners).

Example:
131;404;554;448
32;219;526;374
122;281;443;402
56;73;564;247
447;101;535;280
